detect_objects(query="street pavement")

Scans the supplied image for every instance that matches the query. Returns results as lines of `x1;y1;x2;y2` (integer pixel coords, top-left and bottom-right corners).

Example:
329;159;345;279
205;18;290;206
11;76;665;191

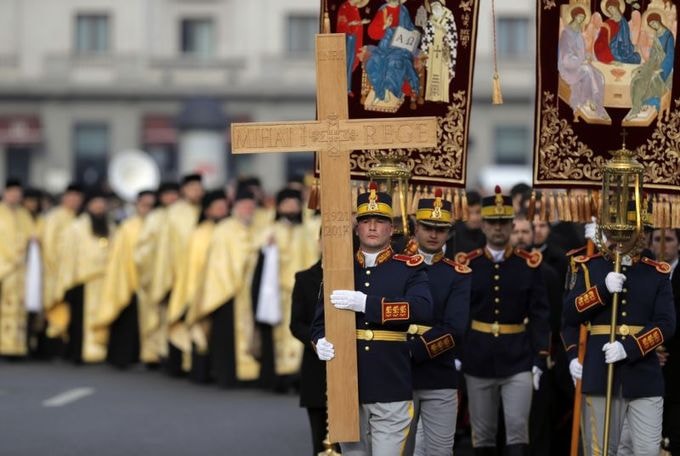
0;360;311;456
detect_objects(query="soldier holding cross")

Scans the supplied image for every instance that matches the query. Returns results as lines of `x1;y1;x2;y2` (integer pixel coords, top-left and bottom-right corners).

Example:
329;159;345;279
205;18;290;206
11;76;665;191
311;184;433;455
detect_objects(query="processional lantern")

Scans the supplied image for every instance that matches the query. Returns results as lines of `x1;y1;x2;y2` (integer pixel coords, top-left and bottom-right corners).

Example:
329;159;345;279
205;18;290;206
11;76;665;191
598;135;646;456
367;153;412;236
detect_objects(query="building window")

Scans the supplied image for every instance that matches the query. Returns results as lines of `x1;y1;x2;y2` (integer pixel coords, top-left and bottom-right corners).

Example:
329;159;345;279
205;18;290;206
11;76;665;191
74;123;109;187
497;17;529;58
287;14;318;55
494;126;530;165
5;146;32;185
75;14;110;54
180;18;215;57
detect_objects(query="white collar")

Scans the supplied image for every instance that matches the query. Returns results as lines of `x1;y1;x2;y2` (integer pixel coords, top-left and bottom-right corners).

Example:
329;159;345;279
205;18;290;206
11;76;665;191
362;251;379;267
486;246;506;263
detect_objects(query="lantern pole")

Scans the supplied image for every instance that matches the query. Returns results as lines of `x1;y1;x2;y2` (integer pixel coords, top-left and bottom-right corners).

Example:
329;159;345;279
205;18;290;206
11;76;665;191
598;137;645;455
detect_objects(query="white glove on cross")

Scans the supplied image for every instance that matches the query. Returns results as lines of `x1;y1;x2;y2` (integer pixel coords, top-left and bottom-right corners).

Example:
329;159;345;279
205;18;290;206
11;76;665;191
315;337;335;361
532;366;543;391
330;290;367;313
569;359;583;385
603;341;627;363
605;272;626;294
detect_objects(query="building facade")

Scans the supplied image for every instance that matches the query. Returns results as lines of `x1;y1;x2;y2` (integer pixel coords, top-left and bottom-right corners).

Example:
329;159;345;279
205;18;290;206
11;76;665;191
0;0;534;194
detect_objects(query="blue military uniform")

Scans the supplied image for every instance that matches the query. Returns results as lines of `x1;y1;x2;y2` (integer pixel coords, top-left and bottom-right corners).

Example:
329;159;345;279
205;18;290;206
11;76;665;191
458;186;551;456
459;246;551;378
562;251;676;455
312;247;433;403
563;253;675;398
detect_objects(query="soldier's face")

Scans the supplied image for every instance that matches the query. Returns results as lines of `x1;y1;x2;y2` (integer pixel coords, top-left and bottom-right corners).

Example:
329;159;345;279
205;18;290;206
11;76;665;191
482;219;513;249
414;223;448;253
356;216;393;253
532;218;550;246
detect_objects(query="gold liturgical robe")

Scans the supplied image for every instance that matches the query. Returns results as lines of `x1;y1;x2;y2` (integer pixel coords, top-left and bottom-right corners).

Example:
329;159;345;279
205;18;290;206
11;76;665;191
197;216;263;381
167;220;215;354
54;214;113;363
41;206;77;337
94;215;143;343
135;206;169;362
0;203;33;355
264;221;319;376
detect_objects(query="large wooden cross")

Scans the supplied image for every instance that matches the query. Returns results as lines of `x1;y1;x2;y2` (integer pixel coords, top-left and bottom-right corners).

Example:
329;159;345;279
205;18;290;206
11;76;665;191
231;33;437;442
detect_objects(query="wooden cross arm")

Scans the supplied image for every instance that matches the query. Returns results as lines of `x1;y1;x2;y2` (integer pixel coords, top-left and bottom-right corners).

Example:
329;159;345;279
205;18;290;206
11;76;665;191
231;116;439;154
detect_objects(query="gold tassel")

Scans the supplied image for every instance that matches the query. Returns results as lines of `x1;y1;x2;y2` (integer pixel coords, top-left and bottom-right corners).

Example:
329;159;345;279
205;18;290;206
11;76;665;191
461;191;469;222
492;73;503;105
584;192;592;222
322;0;331;33
527;191;536;221
548;192;557;223
453;190;461;221
308;179;319;210
411;185;422;215
539;191;547;222
569;193;578;223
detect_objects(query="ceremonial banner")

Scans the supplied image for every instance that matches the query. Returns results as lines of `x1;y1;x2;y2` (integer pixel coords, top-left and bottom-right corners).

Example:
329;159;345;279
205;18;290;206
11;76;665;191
317;0;480;187
534;0;680;192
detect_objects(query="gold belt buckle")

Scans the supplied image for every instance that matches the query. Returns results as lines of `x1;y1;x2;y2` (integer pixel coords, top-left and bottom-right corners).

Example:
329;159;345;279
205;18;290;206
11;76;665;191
619;324;630;336
491;321;500;338
365;329;374;341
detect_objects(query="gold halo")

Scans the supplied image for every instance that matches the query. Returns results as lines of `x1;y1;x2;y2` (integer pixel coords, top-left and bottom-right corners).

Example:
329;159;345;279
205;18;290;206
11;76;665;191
563;3;592;27
600;0;625;18
642;7;667;34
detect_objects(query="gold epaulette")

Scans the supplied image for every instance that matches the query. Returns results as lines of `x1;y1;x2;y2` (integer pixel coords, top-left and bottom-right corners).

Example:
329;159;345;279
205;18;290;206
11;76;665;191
640;257;672;274
454;248;483;266
514;248;543;268
573;252;603;264
442;257;471;274
565;245;587;257
393;253;424;267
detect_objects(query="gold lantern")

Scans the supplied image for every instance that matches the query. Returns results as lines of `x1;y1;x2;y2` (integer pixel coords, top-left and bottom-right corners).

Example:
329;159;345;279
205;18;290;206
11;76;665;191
367;153;411;236
597;139;645;456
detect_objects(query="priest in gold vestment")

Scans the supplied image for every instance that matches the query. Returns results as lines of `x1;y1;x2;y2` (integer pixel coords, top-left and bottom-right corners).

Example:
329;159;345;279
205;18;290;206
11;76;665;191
167;190;229;382
135;182;180;364
54;191;114;363
42;183;83;354
0;179;34;356
149;174;203;374
253;188;319;391
195;188;263;387
95;190;156;368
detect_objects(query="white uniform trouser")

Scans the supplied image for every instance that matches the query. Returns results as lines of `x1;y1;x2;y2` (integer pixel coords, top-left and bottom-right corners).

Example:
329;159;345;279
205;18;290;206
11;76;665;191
464;372;533;447
340;401;413;456
582;394;663;456
403;388;458;456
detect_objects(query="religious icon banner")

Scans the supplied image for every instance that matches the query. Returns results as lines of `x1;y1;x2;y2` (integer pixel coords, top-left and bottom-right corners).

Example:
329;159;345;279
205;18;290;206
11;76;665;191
316;0;480;187
534;0;680;192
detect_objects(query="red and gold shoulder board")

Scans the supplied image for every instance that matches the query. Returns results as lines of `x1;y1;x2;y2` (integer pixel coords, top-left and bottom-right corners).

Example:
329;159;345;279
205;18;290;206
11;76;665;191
514;248;543;268
640;257;672;274
565;245;587;257
442;257;471;274
454;248;483;266
393;253;424;267
573;253;602;264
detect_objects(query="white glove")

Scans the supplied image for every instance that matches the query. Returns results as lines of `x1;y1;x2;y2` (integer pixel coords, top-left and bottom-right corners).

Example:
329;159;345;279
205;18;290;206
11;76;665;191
603;341;627;363
569;358;583;385
454;359;462;372
532;365;543;391
584;217;597;242
330;290;367;313
315;337;335;361
605;272;626;293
